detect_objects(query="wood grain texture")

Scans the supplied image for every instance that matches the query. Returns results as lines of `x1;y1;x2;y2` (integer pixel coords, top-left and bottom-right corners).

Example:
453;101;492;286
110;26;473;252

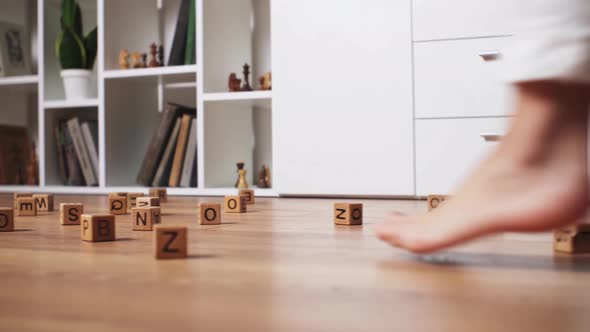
1;194;590;332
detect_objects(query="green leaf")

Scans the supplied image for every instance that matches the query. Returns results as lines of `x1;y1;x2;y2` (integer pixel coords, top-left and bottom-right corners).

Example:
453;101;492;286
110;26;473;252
73;4;83;38
61;0;75;28
84;27;97;70
57;23;87;69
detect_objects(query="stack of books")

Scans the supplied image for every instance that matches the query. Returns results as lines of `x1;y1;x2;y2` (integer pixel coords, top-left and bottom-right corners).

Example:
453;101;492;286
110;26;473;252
54;117;99;186
136;103;197;188
168;0;196;66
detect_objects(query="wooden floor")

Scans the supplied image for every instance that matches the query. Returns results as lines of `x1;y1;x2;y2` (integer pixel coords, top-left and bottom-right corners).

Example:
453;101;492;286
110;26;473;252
1;194;589;332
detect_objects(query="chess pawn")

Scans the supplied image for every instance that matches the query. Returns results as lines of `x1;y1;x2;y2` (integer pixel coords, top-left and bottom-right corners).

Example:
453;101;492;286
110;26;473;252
241;63;253;91
149;43;158;67
237;169;249;189
131;52;143;68
157;45;164;66
141;53;147;68
119;49;130;69
235;162;245;187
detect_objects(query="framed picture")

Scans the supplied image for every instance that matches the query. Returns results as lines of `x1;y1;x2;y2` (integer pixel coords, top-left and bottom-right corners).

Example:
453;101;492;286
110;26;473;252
0;21;31;77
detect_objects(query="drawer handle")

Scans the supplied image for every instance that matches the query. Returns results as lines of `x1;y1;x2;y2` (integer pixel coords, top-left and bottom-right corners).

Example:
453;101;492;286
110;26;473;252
479;51;501;61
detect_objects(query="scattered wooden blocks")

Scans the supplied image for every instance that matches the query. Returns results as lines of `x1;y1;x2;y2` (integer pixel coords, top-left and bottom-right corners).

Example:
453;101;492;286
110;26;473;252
0;208;14;232
334;203;363;225
239;189;255;205
224;195;246;213
13;193;32;209
200;203;221;225
109;196;128;215
131;207;161;231
154;225;187;259
126;192;144;212
33;194;54;212
59;203;84;225
149;188;167;202
81;214;116;242
554;224;590;254
427;195;449;211
16;197;36;216
136;197;160;208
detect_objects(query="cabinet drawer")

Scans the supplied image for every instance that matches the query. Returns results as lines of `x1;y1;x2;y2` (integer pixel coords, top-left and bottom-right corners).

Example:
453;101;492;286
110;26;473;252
413;0;518;41
415;117;509;196
414;37;514;119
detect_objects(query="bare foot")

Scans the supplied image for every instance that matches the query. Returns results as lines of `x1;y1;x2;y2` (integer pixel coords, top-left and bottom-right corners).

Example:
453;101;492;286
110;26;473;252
376;82;590;253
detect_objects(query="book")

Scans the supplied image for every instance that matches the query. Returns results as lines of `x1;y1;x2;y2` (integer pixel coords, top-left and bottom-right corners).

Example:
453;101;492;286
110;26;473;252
151;118;182;187
184;0;196;65
136;104;180;186
62;121;84;186
81;121;99;181
180;118;197;187
168;0;191;66
168;114;192;187
54;124;67;184
67;117;97;186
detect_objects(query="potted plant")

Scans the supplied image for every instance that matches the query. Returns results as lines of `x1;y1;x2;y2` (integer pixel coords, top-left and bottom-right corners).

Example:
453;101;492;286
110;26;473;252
56;0;97;100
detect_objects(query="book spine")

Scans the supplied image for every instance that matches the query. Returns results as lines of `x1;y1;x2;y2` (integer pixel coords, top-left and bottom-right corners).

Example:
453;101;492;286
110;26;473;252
152;118;182;187
81;122;99;181
168;0;191;66
184;0;196;65
67;118;97;186
168;114;192;187
62;122;84;186
180;119;197;187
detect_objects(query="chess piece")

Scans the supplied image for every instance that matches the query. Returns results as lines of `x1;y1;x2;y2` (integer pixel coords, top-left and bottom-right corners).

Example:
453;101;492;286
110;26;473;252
235;162;245;188
142;53;147;68
157;45;164;66
237;169;249;189
259;72;272;90
257;164;271;188
119;49;130;69
241;63;253;91
228;73;241;92
149;43;158;67
131;52;143;68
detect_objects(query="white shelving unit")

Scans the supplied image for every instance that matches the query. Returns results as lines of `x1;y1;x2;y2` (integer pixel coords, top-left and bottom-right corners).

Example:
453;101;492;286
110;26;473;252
0;0;276;197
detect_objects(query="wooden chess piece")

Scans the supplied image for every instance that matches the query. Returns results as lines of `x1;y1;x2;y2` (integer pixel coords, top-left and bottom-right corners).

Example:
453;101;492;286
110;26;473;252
228;73;241;92
157;45;164;66
141;53;147;68
235;162;245;187
257;164;271;188
131;52;143;68
241;63;253;91
149;43;158;67
119;49;130;69
260;72;272;90
237;169;249;189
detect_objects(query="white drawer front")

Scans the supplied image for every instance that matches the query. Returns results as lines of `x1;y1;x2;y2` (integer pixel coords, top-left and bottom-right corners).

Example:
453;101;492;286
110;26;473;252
414;37;514;119
415;118;509;196
413;0;519;41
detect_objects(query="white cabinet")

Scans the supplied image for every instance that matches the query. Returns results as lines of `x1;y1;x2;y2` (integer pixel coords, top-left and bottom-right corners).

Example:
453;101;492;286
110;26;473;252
415;117;509;196
272;0;414;196
414;37;514;119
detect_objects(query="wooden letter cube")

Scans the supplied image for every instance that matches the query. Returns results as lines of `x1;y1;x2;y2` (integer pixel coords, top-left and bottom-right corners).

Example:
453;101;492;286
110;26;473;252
554;224;590;254
200;203;221;225
126;193;145;212
154;226;187;259
149;188;167;202
13;193;32;209
239;189;255;205
0;208;14;232
16;197;36;216
334;203;363;225
109;196;127;215
81;214;116;242
33;194;54;212
132;207;161;231
59;203;83;225
224;195;246;213
108;192;128;198
136;197;161;208
427;195;450;211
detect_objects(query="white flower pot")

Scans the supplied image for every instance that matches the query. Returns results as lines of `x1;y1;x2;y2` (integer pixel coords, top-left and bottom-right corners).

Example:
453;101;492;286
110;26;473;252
60;69;92;100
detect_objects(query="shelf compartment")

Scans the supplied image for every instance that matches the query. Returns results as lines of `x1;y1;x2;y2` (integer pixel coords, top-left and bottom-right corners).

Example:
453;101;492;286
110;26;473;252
103;65;198;80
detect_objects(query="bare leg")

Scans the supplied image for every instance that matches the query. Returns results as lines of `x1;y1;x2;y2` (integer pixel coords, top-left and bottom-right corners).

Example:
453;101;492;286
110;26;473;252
376;82;590;253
